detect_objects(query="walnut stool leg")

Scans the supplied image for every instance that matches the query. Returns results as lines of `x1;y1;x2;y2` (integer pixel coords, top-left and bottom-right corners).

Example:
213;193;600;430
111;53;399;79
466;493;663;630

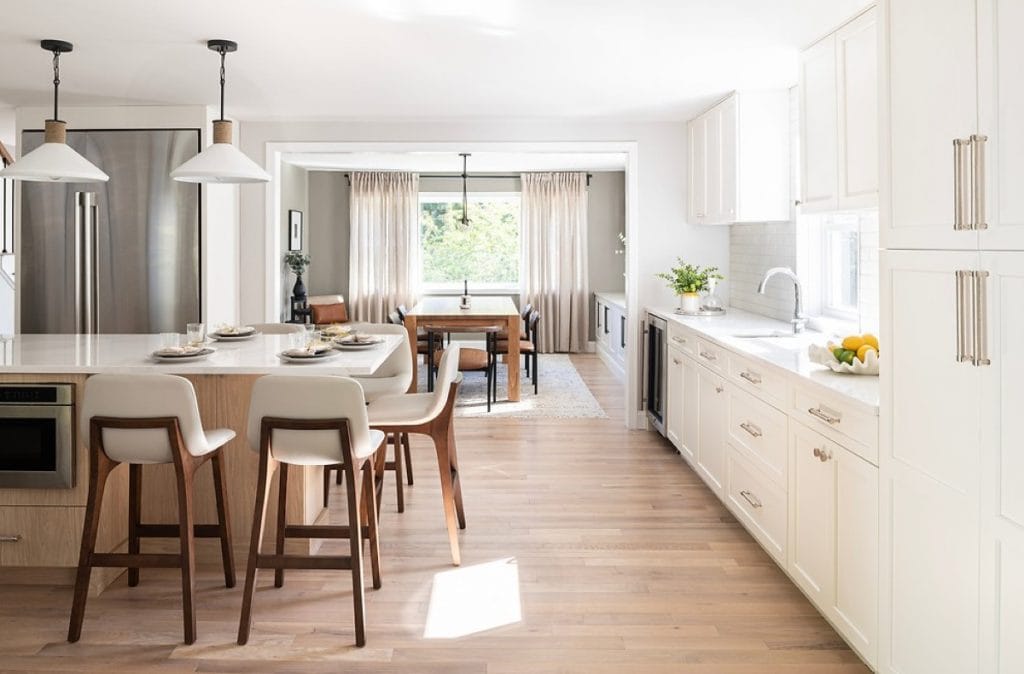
68;449;116;643
238;453;277;645
127;463;142;587
274;462;289;588
393;433;405;513
402;433;414;486
345;457;367;646
211;452;236;588
175;464;198;645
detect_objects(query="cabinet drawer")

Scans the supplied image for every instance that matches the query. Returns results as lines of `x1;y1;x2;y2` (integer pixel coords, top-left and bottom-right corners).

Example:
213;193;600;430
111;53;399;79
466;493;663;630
667;324;696;355
0;506;82;567
695;339;725;373
728;353;789;407
793;386;878;465
728;387;789;488
726;449;787;565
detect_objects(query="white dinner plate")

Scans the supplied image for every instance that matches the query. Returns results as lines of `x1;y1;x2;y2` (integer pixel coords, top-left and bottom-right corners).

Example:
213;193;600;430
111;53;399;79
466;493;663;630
211;332;258;342
151;347;216;363
277;349;340;363
333;336;384;350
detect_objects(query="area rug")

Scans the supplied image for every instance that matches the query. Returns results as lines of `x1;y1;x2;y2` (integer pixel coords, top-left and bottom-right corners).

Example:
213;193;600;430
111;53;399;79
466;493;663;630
416;352;607;419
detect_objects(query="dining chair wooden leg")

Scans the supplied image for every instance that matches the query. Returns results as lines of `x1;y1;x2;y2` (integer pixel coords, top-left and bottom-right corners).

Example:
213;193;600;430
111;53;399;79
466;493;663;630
274;462;289;588
67;449;117;643
237;451;277;645
211;452;236;588
402;433;414;486
372;445;386;516
362;459;382;590
533;351;539;394
447;421;467;531
174;461;198;645
127;463;142;587
336;464;344;485
392;433;405;513
345;455;367;647
432;431;462;566
323;465;332;508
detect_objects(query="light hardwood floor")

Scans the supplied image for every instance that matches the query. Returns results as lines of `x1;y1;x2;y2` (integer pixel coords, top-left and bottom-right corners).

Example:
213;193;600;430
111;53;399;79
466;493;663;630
0;355;870;673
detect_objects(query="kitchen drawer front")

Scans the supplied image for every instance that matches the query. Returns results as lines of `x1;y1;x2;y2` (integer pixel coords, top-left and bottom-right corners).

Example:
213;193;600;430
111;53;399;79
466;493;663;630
667;323;696;356
728;353;789;407
0;506;82;567
728;387;789;488
695;339;725;374
793;386;878;465
726;448;787;565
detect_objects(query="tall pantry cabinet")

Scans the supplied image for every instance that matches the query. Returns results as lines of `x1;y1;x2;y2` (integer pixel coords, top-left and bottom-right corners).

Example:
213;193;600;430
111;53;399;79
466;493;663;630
880;1;1024;672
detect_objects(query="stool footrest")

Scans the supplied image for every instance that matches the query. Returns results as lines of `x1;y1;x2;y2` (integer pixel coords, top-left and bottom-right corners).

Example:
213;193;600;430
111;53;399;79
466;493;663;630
256;554;353;571
90;552;181;568
283;524;369;539
135;523;225;538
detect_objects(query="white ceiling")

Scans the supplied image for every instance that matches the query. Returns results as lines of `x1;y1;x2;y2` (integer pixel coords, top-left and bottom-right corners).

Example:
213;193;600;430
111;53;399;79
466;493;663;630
0;0;870;123
285;151;628;172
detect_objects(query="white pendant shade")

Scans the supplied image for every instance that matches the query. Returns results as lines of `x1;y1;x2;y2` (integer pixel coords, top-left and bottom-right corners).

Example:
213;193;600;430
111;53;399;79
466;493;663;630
170;141;270;184
0;139;109;183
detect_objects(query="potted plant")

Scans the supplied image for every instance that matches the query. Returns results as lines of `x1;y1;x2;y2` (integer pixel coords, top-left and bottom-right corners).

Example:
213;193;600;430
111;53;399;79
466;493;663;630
284;251;311;300
656;259;724;313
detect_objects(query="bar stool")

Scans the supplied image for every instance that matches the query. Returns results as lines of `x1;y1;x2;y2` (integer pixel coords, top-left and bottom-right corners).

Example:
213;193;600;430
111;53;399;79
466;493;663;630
238;375;385;647
68;374;236;645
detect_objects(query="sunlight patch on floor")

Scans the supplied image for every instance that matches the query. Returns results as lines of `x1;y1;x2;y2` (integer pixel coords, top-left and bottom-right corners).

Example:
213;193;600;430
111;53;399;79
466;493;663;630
423;557;522;639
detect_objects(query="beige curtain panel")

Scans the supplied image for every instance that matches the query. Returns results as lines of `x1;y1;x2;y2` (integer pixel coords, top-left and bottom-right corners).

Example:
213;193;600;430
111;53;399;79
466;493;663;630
520;172;589;353
348;171;420;323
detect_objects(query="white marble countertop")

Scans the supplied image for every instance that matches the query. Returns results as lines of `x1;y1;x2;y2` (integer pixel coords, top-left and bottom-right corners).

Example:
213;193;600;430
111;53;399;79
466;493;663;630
595;291;626;311
646;306;879;413
0;333;404;376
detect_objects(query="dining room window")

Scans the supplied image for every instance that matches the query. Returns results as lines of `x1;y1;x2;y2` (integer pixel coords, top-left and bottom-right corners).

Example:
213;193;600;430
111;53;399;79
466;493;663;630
419;192;521;293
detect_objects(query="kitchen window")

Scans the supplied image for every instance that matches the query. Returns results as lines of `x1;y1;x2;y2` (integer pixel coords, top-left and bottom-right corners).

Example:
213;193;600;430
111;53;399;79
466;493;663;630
419;193;521;293
820;214;860;320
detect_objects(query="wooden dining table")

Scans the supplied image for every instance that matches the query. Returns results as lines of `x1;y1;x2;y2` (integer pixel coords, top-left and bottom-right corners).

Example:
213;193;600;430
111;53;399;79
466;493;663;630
405;296;523;401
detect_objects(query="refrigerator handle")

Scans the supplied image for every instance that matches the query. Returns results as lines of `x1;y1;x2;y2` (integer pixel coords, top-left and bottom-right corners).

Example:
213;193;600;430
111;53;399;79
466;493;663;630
973;270;990;366
75;192;98;334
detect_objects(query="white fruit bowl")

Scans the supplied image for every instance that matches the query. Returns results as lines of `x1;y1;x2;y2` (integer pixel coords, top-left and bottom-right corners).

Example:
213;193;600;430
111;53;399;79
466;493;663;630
808;343;880;376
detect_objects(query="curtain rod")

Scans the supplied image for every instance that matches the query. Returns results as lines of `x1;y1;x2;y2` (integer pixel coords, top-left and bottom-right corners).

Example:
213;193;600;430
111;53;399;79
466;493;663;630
342;172;592;186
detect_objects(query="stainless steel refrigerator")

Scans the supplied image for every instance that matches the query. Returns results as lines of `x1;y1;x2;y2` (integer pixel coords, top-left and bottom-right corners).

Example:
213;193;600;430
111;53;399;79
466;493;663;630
19;129;201;334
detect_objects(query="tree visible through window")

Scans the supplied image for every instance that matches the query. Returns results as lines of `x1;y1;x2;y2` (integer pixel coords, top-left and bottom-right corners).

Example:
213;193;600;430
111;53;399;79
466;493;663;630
419;193;520;291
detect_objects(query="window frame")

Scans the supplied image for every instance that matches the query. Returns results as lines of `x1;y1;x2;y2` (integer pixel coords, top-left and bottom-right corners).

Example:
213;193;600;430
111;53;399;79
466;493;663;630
817;215;860;323
417;191;522;295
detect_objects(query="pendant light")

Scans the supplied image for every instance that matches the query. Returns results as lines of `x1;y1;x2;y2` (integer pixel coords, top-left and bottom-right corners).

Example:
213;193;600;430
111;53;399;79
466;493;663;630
171;40;270;184
0;40;109;183
458;153;471;226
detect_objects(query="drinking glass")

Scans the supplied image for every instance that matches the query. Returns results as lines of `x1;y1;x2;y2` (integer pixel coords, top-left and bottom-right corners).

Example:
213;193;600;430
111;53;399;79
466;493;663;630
304;324;317;348
186;323;206;347
160;333;180;350
288;331;306;352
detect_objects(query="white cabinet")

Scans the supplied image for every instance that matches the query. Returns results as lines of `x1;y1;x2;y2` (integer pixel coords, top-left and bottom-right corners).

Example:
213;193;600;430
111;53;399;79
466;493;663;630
696;366;727;495
595;294;626;380
884;0;1024;250
665;346;684;450
686;91;790;225
680;356;699;463
790;421;878;667
800;6;878;214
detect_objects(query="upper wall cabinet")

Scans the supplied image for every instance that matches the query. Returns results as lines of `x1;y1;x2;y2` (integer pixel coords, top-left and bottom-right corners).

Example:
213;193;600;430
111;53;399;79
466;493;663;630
799;6;878;215
687;91;790;226
883;0;1024;251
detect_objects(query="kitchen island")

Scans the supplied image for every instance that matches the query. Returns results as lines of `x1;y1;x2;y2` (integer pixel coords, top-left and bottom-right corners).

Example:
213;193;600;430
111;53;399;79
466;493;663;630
0;332;403;593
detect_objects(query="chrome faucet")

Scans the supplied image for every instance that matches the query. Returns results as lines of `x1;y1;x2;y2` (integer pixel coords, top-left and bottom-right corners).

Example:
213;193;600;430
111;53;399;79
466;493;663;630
757;267;807;333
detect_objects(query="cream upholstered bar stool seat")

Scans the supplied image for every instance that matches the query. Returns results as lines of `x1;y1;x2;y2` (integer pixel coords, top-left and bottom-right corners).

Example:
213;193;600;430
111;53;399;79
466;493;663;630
238;375;386;647
367;345;467;565
68;374;236;645
325;322;416;512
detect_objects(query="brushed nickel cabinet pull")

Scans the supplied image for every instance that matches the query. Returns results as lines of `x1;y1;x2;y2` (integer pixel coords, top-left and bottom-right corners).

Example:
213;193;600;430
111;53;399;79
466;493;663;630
739;421;763;438
715;385;724;394
808;406;841;425
954;138;965;230
956;270;968;362
0;534;22;543
813;447;832;462
672;335;686;344
740;490;763;509
973;270;991;366
700;350;717;361
672;357;681;365
972;135;988;230
739;371;762;385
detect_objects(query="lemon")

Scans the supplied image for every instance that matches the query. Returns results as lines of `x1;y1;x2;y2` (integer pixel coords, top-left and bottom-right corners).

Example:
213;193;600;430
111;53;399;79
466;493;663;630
856;344;876;362
862;333;879;350
842;335;865;351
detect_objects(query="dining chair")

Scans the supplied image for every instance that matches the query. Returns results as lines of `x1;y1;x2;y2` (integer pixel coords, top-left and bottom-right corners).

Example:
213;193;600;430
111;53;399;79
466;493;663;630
324;323;416;512
308;294;348;325
426;324;500;411
68;374;236;645
498;310;541;394
367;345;467;565
249;322;304;335
238;375;385;647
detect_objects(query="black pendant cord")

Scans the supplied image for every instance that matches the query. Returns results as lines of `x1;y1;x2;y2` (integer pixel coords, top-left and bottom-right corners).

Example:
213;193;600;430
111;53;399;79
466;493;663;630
460;153;471;226
218;47;227;121
51;49;60;121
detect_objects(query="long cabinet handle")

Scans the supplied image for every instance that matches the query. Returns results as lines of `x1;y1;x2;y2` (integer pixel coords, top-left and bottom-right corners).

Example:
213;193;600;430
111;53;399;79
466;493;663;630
808;406;841;425
973;270;991;366
700;351;717;362
739;421;763;438
954;139;965;230
972;135;988;231
0;534;22;543
739;490;763;509
739;371;762;385
956;270;971;363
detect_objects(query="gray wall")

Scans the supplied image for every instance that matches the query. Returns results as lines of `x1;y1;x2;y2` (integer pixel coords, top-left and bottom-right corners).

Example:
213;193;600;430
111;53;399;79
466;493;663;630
279;161;308;320
587;171;626;340
307;171;350;300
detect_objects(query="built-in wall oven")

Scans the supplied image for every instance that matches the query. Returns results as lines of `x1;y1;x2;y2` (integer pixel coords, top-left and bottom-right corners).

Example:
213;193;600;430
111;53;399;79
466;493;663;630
644;313;667;435
0;384;75;488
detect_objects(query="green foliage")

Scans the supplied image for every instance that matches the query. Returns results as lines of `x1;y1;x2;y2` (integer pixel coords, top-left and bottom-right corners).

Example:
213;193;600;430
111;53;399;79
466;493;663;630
656;259;724;294
420;198;520;284
284;251;310;276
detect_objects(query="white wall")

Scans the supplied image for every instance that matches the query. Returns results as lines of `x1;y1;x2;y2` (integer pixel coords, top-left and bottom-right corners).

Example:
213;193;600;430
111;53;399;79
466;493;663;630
278;161;308;320
307;171;350;300
237;120;729;332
